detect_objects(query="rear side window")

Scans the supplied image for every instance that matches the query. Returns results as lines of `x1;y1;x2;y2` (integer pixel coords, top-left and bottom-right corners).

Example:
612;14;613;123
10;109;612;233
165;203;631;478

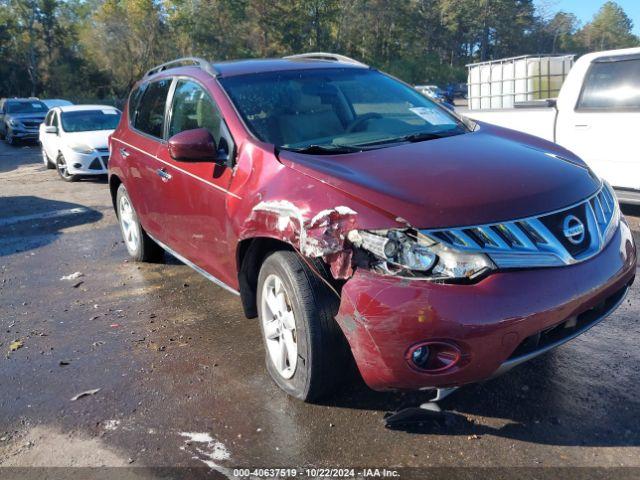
577;58;640;110
134;79;171;138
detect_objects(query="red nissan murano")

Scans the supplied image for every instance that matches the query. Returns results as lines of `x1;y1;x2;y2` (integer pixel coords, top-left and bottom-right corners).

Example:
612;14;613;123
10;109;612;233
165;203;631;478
108;53;636;402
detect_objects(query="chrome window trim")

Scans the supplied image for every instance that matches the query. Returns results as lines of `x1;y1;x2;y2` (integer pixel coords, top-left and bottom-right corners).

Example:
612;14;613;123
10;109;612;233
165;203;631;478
421;183;619;269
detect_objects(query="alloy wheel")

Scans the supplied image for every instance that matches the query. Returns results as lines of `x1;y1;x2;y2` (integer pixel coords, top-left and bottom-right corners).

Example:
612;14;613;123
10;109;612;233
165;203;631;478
57;155;71;178
118;195;140;253
261;274;298;379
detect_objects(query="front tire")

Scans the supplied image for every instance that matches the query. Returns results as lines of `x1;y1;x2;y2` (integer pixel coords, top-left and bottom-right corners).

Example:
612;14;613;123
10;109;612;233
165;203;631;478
116;184;164;263
5;130;17;146
56;153;79;182
257;250;350;402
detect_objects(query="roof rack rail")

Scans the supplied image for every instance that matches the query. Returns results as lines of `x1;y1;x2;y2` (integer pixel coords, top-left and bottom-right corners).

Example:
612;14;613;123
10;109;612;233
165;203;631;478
145;57;217;78
283;52;368;67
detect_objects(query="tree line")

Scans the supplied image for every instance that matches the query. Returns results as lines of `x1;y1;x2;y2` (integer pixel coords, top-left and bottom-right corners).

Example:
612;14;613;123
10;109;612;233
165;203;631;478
1;0;638;102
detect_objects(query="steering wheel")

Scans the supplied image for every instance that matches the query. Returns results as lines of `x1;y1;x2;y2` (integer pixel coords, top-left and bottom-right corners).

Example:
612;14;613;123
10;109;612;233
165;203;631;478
346;113;383;133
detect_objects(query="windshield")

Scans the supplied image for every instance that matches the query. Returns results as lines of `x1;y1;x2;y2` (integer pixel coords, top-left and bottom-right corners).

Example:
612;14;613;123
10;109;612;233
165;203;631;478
6;101;48;114
61;109;121;133
220;68;467;152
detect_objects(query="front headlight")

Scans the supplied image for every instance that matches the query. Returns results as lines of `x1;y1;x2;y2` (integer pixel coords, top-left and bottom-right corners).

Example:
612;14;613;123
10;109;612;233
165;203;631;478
8;119;22;128
348;229;495;282
69;143;95;154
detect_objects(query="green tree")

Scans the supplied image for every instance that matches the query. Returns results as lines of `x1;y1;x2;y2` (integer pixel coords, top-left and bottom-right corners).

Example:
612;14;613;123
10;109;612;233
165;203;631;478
577;1;639;51
80;0;166;95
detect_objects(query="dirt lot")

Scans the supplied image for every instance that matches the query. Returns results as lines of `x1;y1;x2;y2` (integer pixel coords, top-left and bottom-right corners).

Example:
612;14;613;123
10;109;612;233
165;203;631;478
1;142;639;479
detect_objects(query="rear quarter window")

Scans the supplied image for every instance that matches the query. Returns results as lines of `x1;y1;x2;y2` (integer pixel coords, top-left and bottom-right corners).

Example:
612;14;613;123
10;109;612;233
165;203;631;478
577;57;640;111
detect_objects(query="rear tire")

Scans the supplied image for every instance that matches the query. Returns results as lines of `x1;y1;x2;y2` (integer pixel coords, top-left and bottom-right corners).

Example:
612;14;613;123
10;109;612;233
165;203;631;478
257;250;350;402
56;153;79;182
116;184;164;263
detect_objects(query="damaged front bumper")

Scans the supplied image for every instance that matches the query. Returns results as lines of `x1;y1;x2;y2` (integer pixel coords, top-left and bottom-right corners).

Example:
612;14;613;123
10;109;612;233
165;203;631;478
335;222;636;392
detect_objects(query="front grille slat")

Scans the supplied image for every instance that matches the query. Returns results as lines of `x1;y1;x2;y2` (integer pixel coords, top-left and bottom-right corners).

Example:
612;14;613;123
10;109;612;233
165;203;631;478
594;196;606;224
502;223;536;250
477;226;508;249
449;229;481;249
517;220;548;245
601;189;612;213
422;184;618;269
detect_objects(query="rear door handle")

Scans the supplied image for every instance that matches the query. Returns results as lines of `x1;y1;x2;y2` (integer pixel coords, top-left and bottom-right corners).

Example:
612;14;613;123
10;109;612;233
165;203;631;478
574;124;591;130
119;147;130;158
156;168;172;182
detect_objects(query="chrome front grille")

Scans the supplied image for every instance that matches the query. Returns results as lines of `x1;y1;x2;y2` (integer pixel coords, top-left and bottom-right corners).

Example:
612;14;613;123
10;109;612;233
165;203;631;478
21;120;42;129
423;184;619;269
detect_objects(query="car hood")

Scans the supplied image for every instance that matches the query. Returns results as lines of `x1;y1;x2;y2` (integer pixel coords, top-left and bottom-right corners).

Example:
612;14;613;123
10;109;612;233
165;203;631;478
8;113;46;122
277;126;600;229
64;130;114;150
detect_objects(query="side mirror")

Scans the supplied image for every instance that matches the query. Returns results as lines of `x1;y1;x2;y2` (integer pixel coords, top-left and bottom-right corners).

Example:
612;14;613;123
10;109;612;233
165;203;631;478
168;128;218;162
45;126;58;134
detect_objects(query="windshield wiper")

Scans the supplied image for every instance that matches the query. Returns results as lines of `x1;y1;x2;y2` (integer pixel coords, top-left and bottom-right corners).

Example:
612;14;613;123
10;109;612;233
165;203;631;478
280;144;362;155
400;129;466;142
351;129;465;148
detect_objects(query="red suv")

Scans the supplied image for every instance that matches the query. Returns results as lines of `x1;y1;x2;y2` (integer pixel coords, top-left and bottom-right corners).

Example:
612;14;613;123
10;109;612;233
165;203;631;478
108;53;636;402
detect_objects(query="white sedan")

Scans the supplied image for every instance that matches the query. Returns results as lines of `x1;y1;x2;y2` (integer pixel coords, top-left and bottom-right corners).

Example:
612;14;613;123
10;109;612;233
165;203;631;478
39;105;121;182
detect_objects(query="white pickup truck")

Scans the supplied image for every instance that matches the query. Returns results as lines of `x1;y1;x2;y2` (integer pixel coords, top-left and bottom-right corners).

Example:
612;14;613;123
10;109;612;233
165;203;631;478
463;47;640;203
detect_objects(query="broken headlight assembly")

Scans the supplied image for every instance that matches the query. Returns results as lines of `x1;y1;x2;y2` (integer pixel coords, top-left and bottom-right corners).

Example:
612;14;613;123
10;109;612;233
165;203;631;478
348;229;496;282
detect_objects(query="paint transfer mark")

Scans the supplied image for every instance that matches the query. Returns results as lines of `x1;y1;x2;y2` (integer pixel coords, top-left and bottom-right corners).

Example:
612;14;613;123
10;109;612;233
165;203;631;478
251;201;357;257
308;206;357;228
0;207;90;227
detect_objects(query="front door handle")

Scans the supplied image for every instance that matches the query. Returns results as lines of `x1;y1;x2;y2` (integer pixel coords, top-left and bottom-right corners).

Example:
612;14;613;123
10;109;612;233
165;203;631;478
574;124;591;130
119;147;130;158
156;168;172;182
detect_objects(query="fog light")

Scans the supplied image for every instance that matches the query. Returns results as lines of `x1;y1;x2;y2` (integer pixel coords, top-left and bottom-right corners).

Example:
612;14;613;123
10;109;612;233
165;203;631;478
73;163;82;169
406;342;461;372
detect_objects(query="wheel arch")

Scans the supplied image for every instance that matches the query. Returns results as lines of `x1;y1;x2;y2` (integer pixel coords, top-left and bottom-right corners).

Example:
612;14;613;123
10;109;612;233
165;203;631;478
236;236;295;318
109;174;122;217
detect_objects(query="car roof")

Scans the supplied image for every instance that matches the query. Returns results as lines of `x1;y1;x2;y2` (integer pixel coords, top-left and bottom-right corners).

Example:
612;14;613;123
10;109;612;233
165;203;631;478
578;46;640;65
57;105;119;112
210;58;368;78
4;98;44;103
144;57;369;82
